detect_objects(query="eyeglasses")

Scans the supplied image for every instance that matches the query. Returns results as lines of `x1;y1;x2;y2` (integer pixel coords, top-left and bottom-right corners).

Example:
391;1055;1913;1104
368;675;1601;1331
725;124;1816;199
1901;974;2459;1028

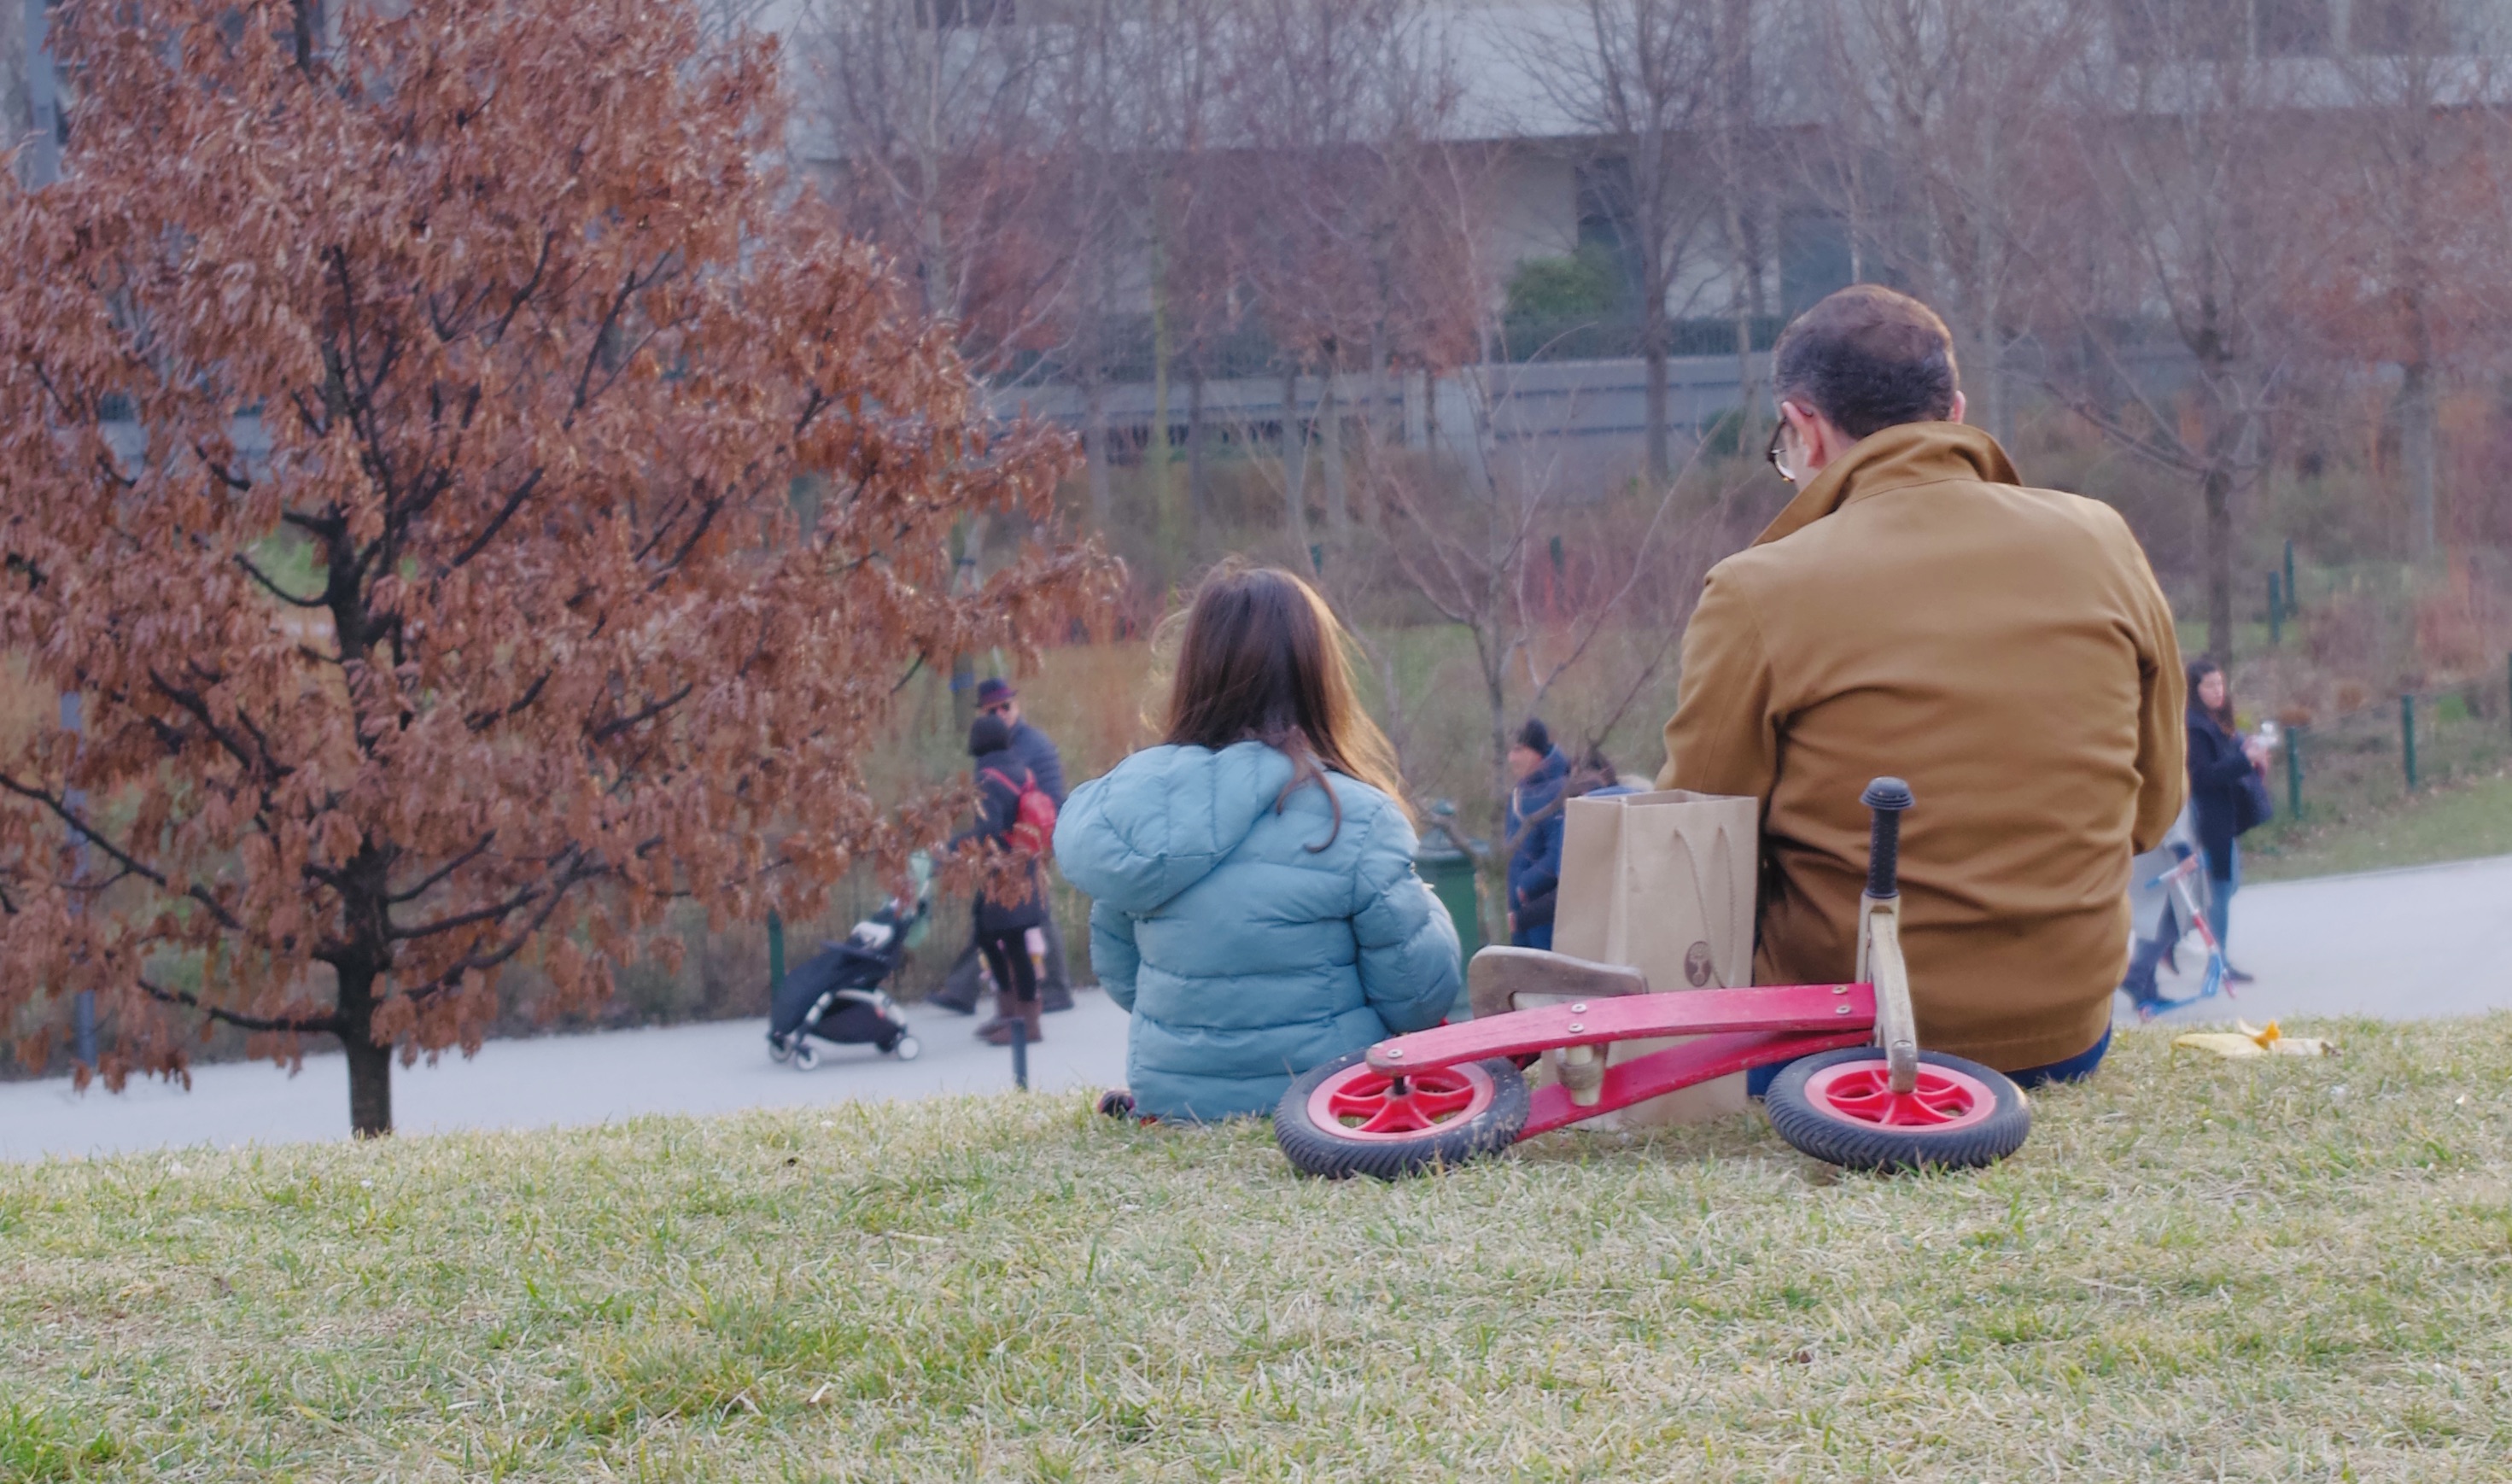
1764;412;1793;480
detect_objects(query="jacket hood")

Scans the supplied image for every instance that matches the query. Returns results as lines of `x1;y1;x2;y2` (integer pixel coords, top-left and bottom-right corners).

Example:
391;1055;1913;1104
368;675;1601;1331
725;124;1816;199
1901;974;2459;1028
1754;421;2020;549
1053;741;1301;914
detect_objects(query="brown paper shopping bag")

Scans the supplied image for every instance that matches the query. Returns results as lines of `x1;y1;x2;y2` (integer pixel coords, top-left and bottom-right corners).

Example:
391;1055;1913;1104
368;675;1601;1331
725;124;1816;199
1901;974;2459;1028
1545;789;1759;1127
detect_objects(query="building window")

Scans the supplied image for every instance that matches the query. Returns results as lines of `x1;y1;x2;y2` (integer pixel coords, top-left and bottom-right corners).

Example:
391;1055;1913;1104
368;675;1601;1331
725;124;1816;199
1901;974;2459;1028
2112;0;2251;63
2351;0;2458;56
2257;0;2334;56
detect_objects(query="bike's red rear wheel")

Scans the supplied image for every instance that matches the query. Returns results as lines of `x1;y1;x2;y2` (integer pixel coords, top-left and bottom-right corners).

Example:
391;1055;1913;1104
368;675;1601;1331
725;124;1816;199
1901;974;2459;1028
1304;1060;1498;1141
1276;1050;1528;1179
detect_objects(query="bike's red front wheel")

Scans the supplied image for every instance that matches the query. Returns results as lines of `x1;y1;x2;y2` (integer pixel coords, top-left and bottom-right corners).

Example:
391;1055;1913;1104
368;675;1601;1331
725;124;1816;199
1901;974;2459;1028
1764;1049;2029;1171
1275;1049;1530;1180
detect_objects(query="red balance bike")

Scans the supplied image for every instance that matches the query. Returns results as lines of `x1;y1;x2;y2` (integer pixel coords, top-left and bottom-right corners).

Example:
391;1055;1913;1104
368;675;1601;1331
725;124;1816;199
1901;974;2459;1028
1276;780;2033;1179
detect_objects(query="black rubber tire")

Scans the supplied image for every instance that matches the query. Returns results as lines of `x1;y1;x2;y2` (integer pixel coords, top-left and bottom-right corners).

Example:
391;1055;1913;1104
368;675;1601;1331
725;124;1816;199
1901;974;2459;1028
1274;1049;1531;1181
1764;1048;2030;1172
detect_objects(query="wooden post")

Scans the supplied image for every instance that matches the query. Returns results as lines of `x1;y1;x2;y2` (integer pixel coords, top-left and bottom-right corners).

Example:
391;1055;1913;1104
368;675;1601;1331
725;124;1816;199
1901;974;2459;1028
2285;724;2304;819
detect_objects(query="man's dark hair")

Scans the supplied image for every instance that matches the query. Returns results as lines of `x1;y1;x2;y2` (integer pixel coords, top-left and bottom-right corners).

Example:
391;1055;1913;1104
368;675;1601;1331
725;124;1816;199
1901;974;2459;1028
1515;717;1551;757
1772;285;1960;440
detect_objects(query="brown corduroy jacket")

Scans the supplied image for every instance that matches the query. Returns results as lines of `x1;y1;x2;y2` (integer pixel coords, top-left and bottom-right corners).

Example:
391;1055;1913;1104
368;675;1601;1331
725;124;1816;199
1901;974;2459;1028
1657;422;2186;1070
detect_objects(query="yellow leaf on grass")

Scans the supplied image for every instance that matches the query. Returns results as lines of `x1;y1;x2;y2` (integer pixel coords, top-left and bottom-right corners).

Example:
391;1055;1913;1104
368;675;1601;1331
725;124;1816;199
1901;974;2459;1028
2174;1019;2338;1059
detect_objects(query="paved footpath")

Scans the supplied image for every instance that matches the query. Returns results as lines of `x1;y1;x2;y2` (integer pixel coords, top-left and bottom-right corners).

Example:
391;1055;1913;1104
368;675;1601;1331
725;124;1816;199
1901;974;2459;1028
5;855;2509;1161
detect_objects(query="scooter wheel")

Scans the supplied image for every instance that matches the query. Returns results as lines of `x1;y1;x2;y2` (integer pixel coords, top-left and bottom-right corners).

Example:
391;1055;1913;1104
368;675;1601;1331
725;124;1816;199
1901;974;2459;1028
1274;1049;1529;1181
891;1034;921;1062
792;1041;821;1072
767;1035;792;1064
1763;1048;2029;1172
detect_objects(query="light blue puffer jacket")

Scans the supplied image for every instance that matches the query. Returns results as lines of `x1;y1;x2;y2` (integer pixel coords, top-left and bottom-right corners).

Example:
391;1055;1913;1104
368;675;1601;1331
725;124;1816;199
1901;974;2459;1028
1053;741;1463;1122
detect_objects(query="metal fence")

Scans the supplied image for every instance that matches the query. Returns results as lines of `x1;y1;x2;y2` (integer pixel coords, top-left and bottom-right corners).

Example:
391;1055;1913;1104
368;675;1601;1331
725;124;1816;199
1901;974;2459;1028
2277;655;2512;821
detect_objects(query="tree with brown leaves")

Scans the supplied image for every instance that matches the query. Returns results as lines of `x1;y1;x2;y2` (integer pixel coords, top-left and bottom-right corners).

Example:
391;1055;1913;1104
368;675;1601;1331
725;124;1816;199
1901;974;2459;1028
0;0;1111;1136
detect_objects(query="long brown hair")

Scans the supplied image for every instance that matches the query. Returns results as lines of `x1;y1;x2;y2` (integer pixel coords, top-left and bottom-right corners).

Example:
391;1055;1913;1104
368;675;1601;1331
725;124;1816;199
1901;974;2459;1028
2186;658;2235;731
1161;561;1410;847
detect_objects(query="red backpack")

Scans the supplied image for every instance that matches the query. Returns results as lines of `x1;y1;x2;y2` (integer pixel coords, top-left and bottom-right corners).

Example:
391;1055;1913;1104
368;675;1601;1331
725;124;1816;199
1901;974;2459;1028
981;767;1058;860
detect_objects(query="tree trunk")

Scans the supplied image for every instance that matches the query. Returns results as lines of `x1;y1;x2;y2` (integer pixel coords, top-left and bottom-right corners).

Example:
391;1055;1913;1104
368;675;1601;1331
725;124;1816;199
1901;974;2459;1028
1084;359;1112;529
2204;462;2235;664
1187;356;1209;536
1149;244;1174;536
1320;370;1347;542
1084;254;1114;529
337;961;393;1138
1281;363;1310;557
2401;358;2438;564
1643;302;1672;488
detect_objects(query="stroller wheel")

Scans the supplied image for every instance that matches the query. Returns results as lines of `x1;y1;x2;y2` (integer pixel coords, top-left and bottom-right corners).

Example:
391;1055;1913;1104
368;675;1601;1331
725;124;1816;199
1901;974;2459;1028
767;1034;792;1064
792;1041;821;1072
891;1034;922;1062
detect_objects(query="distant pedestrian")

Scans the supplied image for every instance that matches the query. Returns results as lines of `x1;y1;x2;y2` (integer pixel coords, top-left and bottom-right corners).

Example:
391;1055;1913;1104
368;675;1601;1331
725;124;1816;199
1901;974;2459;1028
932;676;1078;1021
1053;563;1460;1122
955;712;1049;1047
2184;660;2269;985
1504;718;1569;950
1510;741;1636;947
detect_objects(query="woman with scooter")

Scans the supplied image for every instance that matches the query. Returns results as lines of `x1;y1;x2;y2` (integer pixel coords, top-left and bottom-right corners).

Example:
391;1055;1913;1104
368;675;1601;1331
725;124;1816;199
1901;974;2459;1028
2184;660;2270;986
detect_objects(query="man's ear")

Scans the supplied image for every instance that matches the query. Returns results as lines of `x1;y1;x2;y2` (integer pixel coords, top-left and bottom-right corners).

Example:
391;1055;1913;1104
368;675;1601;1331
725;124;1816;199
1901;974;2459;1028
1948;390;1968;424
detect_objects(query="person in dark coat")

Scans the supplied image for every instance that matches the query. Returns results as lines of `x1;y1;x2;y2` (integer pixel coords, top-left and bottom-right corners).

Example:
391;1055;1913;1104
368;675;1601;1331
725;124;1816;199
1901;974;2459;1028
1504;718;1570;950
955;712;1050;1045
2184;659;2266;984
978;676;1067;804
933;677;1077;1020
983;677;1075;1011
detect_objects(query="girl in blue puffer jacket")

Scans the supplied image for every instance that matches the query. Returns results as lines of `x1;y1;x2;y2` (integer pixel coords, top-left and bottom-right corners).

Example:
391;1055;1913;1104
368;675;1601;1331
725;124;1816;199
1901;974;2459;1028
1053;564;1462;1122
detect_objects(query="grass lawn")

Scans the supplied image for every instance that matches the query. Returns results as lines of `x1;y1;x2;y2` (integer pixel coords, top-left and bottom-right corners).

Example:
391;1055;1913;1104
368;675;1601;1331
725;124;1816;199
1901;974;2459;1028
7;1021;2511;1481
2247;770;2512;883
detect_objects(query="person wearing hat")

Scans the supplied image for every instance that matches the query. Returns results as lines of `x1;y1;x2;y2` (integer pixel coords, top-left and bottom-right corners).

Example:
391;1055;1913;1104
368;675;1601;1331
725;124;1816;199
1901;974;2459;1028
1504;717;1570;951
932;677;1078;1025
953;711;1049;1046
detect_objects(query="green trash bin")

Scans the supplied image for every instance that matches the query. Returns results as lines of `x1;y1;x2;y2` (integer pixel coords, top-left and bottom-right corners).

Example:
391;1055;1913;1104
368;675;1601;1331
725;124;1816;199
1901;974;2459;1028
1414;801;1484;1018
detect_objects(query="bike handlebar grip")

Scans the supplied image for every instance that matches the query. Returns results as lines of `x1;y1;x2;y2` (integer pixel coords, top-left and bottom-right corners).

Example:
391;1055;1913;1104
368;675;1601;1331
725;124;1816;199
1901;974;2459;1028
1861;777;1913;898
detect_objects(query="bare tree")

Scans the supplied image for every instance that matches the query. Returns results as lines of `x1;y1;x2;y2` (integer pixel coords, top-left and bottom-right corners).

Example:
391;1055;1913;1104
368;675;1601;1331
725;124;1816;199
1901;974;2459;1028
1220;0;1459;549
800;0;1076;376
2324;5;2511;564
1792;0;2094;443
1516;0;1721;488
2035;3;2317;661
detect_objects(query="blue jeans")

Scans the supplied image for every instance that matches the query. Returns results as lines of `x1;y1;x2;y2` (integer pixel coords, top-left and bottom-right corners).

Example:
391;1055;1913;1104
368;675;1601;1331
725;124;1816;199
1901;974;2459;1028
2206;842;2240;955
1749;1025;2112;1097
1512;922;1553;952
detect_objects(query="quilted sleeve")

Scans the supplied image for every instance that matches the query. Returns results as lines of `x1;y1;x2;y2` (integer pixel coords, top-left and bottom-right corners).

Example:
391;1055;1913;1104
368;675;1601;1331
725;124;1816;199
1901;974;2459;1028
1347;802;1463;1034
1089;899;1142;1012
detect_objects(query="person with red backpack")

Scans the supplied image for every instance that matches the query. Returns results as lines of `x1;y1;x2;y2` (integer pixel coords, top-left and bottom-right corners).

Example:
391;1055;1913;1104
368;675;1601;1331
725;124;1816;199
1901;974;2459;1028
955;712;1051;1047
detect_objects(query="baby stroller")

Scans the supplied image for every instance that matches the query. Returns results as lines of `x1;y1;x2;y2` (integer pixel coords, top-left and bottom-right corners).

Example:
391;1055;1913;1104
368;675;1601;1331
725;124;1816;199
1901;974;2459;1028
767;897;926;1069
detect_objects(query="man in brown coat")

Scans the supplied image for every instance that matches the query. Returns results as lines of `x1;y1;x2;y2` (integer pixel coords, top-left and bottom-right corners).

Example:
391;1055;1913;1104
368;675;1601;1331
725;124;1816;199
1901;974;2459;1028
1659;286;2184;1079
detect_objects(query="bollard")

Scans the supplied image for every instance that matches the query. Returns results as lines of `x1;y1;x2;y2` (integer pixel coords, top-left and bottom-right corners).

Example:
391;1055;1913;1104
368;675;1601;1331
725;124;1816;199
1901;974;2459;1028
2268;573;2283;646
1010;1017;1030;1090
2402;694;2419;792
766;910;786;995
2286;724;2305;819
